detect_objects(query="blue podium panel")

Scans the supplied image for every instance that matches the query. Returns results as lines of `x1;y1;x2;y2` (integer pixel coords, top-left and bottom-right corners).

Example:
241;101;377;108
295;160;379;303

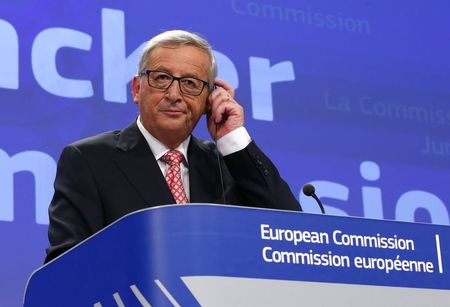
24;204;450;306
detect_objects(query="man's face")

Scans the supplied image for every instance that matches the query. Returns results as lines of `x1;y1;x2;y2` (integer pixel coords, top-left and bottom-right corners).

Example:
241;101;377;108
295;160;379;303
132;45;210;147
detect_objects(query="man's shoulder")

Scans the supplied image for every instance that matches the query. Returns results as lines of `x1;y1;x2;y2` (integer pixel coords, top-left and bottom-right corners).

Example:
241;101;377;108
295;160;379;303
190;136;218;154
67;120;139;153
70;130;122;150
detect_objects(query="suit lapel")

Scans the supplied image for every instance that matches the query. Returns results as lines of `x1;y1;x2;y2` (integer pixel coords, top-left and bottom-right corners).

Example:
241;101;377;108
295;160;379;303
188;137;223;204
113;121;175;206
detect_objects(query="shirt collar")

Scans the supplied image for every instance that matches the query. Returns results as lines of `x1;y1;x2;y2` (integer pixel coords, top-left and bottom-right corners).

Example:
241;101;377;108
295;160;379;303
136;116;190;164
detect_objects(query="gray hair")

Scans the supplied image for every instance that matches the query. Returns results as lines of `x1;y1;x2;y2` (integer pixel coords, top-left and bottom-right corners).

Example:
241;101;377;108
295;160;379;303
138;30;217;90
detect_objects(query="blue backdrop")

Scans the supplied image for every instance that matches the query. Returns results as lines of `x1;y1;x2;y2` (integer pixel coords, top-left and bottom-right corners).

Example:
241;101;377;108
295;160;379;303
1;1;450;305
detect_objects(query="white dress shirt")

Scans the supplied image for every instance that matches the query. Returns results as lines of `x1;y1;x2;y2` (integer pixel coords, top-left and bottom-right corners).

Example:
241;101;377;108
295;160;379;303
136;116;251;202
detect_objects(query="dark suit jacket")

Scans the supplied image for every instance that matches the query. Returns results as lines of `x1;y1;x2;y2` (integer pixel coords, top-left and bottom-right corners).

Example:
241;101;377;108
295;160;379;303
45;121;301;262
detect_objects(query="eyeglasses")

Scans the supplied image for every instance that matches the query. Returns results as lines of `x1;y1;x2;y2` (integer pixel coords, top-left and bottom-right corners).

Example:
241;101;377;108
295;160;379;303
139;70;209;96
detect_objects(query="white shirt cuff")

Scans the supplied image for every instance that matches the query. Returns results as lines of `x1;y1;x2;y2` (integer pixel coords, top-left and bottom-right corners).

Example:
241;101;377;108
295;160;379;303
216;127;251;156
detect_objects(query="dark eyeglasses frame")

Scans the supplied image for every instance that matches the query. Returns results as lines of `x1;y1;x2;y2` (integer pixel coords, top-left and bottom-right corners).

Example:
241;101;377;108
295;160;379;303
139;70;209;96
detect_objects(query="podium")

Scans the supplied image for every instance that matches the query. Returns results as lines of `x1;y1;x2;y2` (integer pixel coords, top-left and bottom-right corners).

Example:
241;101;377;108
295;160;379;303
24;204;450;306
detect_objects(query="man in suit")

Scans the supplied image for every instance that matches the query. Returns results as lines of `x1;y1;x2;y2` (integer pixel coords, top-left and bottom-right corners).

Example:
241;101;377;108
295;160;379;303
45;30;301;263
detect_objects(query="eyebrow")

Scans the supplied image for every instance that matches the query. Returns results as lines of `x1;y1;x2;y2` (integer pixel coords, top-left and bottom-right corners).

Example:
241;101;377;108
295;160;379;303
151;65;205;80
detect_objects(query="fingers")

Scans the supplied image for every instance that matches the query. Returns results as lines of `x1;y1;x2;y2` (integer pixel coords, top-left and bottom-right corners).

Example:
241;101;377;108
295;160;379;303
209;80;235;106
206;80;244;139
209;89;234;106
208;86;237;124
214;100;243;125
213;79;235;98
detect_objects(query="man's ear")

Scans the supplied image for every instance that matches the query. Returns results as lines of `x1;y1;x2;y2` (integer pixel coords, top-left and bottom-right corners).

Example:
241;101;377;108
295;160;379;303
131;76;140;104
204;93;212;116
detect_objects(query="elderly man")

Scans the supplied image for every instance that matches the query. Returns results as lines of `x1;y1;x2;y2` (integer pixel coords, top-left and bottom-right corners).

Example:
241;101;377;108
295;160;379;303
45;30;301;263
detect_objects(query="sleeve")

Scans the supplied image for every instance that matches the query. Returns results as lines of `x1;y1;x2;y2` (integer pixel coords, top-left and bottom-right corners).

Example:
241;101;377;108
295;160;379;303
216;127;251;156
223;141;302;212
45;145;104;263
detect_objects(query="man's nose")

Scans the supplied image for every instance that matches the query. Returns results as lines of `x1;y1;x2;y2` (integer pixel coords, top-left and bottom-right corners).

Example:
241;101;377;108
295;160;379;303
165;79;182;99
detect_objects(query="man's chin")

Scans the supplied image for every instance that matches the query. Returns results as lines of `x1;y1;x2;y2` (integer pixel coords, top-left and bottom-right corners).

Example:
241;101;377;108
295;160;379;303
159;119;192;134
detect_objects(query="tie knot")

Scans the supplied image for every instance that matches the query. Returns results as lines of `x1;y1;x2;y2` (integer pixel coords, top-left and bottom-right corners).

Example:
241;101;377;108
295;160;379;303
161;150;184;166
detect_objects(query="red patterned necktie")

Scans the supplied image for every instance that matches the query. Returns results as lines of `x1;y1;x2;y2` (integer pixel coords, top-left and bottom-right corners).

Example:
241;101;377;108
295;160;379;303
161;150;188;204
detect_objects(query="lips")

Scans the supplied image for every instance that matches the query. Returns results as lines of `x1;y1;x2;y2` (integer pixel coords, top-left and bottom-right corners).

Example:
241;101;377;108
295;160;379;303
160;109;186;116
